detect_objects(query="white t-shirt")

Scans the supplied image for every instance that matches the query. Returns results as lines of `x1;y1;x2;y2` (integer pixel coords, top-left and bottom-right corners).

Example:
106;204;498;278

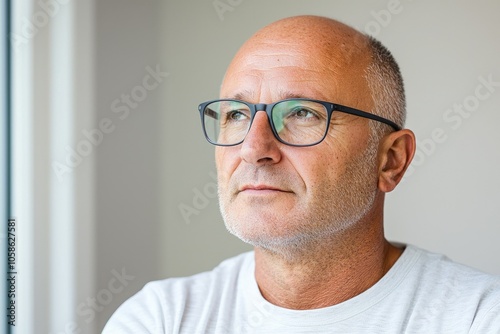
103;245;500;333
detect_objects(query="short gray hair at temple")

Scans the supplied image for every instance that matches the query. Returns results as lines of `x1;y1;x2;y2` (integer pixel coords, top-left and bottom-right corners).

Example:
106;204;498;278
364;35;406;139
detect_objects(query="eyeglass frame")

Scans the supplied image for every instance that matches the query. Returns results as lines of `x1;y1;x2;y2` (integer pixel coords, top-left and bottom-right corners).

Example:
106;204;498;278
198;98;402;147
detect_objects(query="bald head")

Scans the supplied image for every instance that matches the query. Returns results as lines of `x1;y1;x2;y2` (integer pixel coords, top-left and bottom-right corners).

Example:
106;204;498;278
222;15;405;134
246;16;368;62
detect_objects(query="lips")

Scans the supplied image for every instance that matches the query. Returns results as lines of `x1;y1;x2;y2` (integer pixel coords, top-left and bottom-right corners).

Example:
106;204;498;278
239;184;290;193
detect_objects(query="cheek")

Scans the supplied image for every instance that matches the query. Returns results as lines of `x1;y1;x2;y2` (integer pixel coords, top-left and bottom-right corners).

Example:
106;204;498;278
215;147;223;170
293;149;342;194
215;147;240;180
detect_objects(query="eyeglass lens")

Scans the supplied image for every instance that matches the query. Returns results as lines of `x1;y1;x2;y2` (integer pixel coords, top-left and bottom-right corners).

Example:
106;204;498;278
203;100;329;146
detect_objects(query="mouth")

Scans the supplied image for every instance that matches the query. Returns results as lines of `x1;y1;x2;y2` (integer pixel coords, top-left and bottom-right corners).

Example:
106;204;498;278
239;184;291;194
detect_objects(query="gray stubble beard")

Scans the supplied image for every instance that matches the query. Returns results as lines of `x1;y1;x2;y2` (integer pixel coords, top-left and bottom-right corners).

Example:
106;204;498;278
218;138;380;261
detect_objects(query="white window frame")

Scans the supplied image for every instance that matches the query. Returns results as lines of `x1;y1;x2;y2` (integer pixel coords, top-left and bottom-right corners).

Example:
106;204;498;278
12;0;96;332
1;1;11;332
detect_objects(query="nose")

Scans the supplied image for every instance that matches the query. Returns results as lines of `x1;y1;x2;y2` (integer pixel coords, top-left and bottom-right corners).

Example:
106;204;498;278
240;111;282;166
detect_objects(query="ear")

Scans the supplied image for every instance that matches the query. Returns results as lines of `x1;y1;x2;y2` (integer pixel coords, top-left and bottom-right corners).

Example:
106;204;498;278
377;129;416;193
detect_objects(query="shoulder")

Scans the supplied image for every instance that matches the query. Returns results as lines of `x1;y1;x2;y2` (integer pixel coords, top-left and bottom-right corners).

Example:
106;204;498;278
408;244;500;285
400;245;500;332
102;251;254;333
404;244;500;296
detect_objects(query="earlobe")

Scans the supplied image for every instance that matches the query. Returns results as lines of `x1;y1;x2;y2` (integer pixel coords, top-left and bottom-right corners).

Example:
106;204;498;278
378;129;416;192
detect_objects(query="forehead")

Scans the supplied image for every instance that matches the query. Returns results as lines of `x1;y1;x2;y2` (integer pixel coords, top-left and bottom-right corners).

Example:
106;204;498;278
222;59;335;101
220;37;372;107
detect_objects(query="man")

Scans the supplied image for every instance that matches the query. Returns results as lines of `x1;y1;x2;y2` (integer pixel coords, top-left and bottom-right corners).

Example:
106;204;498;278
104;16;500;333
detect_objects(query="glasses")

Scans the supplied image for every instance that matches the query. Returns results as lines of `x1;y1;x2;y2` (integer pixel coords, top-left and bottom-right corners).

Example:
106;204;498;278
198;98;401;147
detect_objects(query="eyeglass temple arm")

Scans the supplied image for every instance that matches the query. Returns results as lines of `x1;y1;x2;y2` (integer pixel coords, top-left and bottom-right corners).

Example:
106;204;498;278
335;105;401;131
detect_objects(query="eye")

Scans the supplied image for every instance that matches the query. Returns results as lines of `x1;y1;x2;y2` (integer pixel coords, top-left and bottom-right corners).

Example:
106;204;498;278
226;110;249;121
294;108;315;118
288;107;319;120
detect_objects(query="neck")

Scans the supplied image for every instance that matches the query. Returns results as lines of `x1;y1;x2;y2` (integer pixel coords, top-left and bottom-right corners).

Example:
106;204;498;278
253;213;403;310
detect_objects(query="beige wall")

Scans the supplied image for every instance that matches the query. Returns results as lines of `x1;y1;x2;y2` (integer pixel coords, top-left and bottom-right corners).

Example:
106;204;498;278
94;0;164;331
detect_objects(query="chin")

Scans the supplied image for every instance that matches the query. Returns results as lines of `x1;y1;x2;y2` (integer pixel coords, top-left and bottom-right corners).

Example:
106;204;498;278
229;227;322;261
224;215;318;255
223;208;367;259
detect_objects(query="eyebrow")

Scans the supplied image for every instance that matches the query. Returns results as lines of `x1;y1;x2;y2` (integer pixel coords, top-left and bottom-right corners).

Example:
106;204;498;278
226;90;311;102
276;90;310;100
231;91;252;101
